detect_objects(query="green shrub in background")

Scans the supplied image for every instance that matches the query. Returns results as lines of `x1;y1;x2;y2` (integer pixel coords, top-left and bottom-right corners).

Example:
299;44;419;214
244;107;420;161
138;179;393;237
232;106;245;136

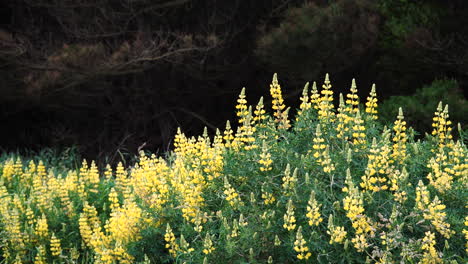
255;0;380;86
379;79;468;135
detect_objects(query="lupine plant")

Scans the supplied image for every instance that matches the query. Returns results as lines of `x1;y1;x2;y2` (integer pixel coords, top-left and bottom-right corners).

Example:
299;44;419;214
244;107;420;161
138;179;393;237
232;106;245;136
0;74;467;263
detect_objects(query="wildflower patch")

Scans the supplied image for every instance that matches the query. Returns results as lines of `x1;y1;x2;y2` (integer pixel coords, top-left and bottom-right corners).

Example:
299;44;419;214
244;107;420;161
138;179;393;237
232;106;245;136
0;74;467;263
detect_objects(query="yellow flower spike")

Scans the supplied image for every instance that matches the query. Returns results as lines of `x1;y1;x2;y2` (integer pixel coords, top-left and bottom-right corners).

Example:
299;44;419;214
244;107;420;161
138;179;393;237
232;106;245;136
250;192;256;203
261;186;276;205
35;213;49;239
389;168;408;203
336;93;353;140
270;73;288;127
282;164;297;194
202;233;215;255
351;110;366;150
223;177;242;207
253;96;267;125
293;226;312;260
229;219;239;238
34;245;47;264
278;107;291;130
297;82;311;120
345;78;359;114
2;159;15;184
415;181;454;239
365;84;378;120
213;128;224;150
351;234;369;252
346;148;353;163
283;199;296;231
50;233;62;257
104;164;113;181
431;102;453;149
310;81;320;109
306;190;323;226
164;224;180;257
310;124;326;161
223;120;234;148
420;231;442;264
318;73;335;122
391;107;408;164
360;138;390;192
236;87;248;124
274;235;281;246
237;213;248;227
427;147;454;192
234;106;257;150
258;140;273;172
321;146;335;173
13;157;23;175
327;214;347;244
115;161;128;193
109;188;119;211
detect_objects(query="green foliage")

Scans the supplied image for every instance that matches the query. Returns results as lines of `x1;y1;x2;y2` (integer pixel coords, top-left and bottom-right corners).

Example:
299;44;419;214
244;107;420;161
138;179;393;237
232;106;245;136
255;0;380;85
379;79;468;134
378;0;442;48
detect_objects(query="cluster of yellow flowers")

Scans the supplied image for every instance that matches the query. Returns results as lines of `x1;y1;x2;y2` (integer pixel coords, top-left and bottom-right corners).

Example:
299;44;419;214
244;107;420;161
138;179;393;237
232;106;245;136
415;181;454;239
293;227;312;260
0;73;466;263
270;73;290;129
342;170;375;252
283;199;297;231
306;191;323;226
327;215;347;245
258;141;273;171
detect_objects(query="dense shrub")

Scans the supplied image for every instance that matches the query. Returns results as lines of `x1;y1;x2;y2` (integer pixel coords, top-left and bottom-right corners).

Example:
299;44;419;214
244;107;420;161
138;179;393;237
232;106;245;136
379;79;468;135
255;0;380;88
0;74;466;263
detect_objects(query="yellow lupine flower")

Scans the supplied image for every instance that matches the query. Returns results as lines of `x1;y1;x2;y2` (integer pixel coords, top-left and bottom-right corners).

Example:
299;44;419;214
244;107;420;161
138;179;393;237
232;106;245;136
34;245;47;264
202;233;215;255
223;177;242;207
391;108;408;163
318;73;335;122
431;103;453;149
345;78;359;114
258;141;273;172
293;227;312;260
420;231;442;264
336;93;353;140
50;233;62;256
327;224;347;244
365;84;378;120
35;213;49;239
283;199;296;231
253;96;267;125
351;110;366;150
164;224;179;257
306;191;323;226
270;73;286;121
236;87;249;124
297;82;311;120
415;181;454;239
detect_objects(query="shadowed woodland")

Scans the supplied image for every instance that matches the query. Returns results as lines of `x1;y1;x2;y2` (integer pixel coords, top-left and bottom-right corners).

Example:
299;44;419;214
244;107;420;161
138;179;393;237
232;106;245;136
0;0;467;163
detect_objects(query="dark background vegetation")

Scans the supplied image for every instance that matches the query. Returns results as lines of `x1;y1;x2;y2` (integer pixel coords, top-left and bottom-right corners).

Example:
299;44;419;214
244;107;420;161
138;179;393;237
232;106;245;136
0;0;467;164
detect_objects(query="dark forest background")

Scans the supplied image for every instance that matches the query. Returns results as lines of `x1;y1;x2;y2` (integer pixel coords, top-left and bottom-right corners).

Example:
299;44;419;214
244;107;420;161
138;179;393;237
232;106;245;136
1;0;467;164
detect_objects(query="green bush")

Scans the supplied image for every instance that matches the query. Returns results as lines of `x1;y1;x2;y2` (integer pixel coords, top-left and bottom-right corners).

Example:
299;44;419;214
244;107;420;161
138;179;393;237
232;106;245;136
379;79;468;135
